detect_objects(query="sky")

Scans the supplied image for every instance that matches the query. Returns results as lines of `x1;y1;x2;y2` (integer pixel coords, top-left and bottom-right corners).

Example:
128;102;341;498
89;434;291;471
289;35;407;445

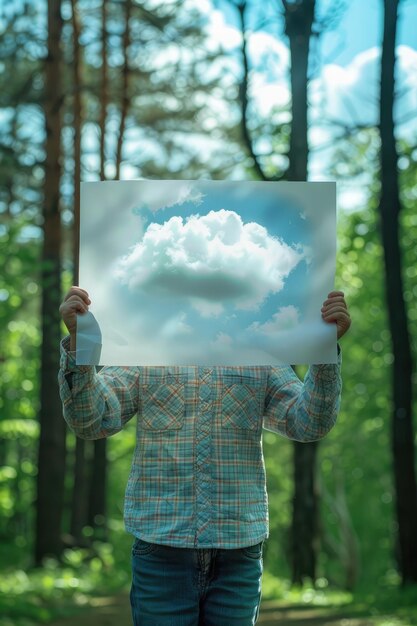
216;0;417;66
78;180;337;366
3;0;416;228
318;0;417;66
195;0;417;210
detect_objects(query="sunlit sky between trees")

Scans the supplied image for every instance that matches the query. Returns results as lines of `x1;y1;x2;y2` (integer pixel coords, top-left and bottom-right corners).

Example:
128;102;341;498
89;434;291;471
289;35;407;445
2;0;417;216
103;0;417;211
210;0;417;211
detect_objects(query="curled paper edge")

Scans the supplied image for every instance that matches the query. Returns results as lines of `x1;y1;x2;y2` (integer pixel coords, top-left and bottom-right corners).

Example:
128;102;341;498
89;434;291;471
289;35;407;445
76;311;102;365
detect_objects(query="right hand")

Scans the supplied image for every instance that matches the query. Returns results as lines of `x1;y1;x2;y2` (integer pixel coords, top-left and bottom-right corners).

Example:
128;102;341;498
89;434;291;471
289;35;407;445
59;287;91;336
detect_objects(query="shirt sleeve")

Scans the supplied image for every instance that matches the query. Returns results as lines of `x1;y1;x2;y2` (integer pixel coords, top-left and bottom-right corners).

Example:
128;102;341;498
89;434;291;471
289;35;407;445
263;346;342;442
57;336;139;440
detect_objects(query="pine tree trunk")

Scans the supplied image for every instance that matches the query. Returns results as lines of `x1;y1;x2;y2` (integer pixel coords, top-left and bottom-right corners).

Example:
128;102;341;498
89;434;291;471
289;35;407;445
70;438;92;544
115;0;133;180
67;0;92;548
379;0;417;585
99;0;108;180
35;0;65;565
88;439;108;541
283;0;319;584
292;441;319;582
85;0;111;540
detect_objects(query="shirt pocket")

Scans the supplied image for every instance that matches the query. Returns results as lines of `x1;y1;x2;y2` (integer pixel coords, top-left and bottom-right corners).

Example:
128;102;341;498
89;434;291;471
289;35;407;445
141;378;186;431
221;375;264;431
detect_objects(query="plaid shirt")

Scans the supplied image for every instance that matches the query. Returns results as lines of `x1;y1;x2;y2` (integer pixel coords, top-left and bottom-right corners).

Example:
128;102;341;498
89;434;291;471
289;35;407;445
58;337;342;549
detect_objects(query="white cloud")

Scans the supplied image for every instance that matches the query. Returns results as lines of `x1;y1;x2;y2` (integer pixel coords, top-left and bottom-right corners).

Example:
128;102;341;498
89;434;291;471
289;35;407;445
310;45;417;130
114;209;307;314
309;45;417;193
191;299;224;318
160;312;192;338
250;305;300;335
211;332;233;349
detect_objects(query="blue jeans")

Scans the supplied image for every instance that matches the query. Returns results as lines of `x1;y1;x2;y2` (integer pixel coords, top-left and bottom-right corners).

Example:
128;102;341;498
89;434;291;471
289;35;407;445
130;537;264;625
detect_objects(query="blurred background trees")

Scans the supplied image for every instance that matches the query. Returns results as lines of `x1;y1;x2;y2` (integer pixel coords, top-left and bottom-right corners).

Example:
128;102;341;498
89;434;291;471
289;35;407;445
1;0;417;622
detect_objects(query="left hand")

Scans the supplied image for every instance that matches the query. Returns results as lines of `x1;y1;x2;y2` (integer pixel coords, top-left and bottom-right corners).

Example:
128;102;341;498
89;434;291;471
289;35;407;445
321;291;351;340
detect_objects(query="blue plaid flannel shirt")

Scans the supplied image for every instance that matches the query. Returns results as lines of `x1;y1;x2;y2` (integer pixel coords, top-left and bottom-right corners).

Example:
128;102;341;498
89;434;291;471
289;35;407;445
58;337;342;549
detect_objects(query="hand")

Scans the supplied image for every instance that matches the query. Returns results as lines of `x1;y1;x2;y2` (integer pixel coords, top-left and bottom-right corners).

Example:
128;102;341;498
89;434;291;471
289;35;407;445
321;290;351;340
59;287;91;337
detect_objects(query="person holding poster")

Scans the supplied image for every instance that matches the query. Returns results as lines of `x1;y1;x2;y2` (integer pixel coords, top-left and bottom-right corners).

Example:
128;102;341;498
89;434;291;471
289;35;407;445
58;286;350;626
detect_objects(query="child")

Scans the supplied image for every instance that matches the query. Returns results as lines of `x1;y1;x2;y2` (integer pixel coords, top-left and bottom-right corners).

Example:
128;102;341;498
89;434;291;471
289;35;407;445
58;287;350;626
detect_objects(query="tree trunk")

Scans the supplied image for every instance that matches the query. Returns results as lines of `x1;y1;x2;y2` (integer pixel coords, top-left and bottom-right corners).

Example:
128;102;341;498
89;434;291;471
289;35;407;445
66;0;93;548
88;439;108;541
233;0;320;583
115;0;133;180
284;0;314;181
283;0;319;584
70;438;92;544
84;0;113;540
379;0;417;585
236;2;267;180
70;0;81;283
291;440;319;582
35;0;65;565
99;0;108;180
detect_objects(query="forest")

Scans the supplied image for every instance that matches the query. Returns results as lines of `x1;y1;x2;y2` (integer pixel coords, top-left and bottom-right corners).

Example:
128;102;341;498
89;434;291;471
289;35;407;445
1;0;417;624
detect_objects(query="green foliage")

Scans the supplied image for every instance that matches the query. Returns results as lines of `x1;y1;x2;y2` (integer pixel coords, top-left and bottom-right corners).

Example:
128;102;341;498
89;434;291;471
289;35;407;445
1;1;417;624
0;540;130;625
0;215;41;537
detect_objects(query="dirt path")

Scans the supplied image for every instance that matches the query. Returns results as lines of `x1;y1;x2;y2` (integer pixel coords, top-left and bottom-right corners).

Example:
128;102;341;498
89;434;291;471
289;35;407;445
47;594;375;626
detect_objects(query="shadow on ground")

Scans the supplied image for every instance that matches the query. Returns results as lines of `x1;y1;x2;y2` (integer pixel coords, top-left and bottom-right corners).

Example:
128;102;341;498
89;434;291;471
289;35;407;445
258;599;374;625
47;594;376;626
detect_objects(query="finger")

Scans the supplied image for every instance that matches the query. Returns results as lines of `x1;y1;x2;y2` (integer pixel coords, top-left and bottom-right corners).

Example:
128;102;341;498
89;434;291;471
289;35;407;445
322;306;350;318
321;298;347;311
63;287;91;304
328;291;345;298
321;300;347;312
60;296;89;313
323;294;346;304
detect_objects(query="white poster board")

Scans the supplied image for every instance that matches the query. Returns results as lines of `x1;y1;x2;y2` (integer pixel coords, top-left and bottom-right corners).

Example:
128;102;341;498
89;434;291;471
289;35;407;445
77;180;337;365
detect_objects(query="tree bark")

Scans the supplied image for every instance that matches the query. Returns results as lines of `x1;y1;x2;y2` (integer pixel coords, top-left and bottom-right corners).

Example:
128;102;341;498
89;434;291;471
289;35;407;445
66;0;93;548
85;0;113;540
282;0;319;584
35;0;65;565
115;0;133;180
284;0;314;181
70;438;92;544
236;2;267;180
88;439;108;541
379;0;417;585
233;0;320;583
99;0;108;180
70;0;81;283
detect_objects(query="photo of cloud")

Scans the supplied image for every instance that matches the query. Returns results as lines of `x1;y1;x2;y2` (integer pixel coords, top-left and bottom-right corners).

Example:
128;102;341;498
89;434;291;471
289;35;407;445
78;180;337;365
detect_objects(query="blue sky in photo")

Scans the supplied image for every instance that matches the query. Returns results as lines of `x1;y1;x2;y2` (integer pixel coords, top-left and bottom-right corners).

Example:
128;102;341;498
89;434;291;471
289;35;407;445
126;183;310;336
80;180;336;364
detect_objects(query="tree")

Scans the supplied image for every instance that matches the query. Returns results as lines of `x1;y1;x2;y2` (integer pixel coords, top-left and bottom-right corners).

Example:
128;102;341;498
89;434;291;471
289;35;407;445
227;0;320;583
279;0;321;585
67;0;91;547
35;0;66;564
378;0;417;585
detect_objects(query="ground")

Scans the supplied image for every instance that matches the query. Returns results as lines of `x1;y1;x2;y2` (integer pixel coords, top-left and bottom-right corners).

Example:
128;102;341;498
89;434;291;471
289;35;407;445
46;594;375;626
